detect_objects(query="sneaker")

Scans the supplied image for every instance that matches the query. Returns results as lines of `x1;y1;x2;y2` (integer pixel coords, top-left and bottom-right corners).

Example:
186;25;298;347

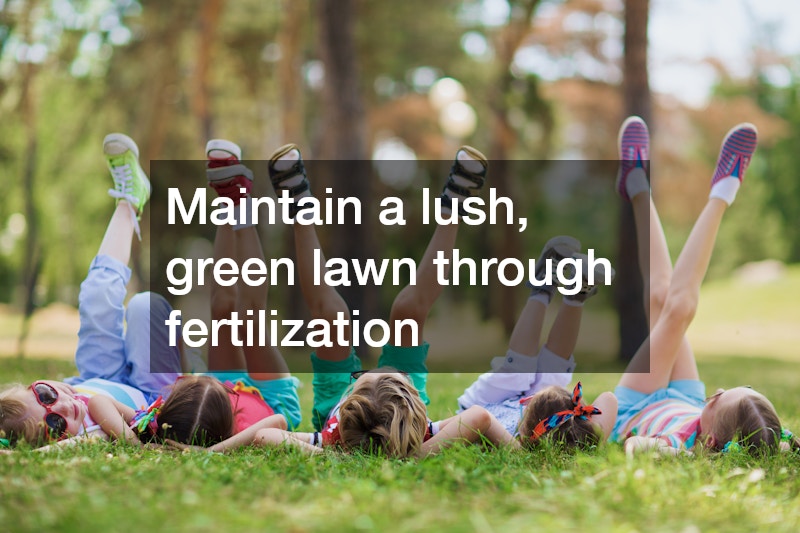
711;123;758;186
615;116;650;201
206;139;253;199
439;145;488;216
528;236;581;300
562;253;616;303
104;133;151;238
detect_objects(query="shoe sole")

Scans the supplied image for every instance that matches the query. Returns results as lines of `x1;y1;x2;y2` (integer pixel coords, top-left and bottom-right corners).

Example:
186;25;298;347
542;235;581;261
206;139;242;160
457;145;488;170
269;143;301;167
103;133;139;158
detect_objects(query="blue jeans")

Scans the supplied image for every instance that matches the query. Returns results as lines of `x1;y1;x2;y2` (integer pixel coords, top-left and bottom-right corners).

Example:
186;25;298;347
65;255;181;402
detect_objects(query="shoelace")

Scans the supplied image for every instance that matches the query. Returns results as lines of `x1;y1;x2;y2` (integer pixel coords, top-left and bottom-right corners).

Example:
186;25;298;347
108;164;142;240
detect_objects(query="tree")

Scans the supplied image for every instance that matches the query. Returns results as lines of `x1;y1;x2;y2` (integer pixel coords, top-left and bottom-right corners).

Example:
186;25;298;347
614;0;650;360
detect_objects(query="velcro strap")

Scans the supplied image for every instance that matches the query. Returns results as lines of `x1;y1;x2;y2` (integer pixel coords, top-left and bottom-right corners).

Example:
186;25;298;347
269;160;307;189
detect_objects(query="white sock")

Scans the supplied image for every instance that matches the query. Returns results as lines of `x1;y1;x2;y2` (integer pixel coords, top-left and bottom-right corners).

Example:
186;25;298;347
626;167;650;199
529;291;551;307
709;176;741;206
442;150;483;215
562;297;585;307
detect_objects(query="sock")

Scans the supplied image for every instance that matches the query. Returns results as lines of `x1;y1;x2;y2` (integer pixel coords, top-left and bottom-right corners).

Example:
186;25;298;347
441;150;483;215
626;167;650;199
709;176;741;206
562;297;585;307
529;291;552;307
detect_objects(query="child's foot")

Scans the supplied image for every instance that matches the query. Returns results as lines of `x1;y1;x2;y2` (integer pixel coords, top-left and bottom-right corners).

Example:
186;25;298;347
104;133;152;239
206;139;253;199
440;146;487;216
562;253;616;305
616;116;650;201
268;143;311;219
709;123;758;206
528;236;581;304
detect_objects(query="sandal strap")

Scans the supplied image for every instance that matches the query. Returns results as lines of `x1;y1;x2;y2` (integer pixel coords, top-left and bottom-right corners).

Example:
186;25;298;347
445;160;486;196
269;160;308;190
439;192;468;217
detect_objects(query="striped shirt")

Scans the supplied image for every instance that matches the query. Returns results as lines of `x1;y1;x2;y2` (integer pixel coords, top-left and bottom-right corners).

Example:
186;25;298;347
617;398;701;449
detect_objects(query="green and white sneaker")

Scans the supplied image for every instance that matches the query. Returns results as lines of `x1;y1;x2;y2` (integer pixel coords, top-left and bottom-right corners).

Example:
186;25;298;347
103;133;151;239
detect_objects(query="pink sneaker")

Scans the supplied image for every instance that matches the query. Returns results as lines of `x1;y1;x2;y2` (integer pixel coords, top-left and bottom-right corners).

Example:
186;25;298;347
615;116;649;201
711;123;758;186
206;139;253;199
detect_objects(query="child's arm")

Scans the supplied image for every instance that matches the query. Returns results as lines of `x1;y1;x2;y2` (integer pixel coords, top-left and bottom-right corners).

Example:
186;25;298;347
589;391;618;441
88;395;141;445
168;415;309;454
252;428;323;454
418;406;519;458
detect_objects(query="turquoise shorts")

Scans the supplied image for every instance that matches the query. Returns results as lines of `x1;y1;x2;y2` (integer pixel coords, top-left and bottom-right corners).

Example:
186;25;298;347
205;371;302;430
611;379;706;441
309;343;430;431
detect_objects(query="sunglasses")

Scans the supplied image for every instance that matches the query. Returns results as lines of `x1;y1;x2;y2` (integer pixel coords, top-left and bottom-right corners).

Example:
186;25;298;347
350;369;410;382
29;382;69;440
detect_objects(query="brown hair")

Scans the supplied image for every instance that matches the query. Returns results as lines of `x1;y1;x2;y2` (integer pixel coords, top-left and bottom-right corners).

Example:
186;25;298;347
337;374;428;458
155;376;235;446
517;386;600;450
0;385;42;446
707;393;786;455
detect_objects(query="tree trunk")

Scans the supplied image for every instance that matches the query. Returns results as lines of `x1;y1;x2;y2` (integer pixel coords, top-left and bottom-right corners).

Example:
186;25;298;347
16;0;41;358
488;0;542;336
615;0;651;360
192;0;225;143
317;0;375;357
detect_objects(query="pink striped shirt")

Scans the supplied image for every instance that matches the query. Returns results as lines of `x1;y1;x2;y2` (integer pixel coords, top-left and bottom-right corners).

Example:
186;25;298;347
618;399;701;449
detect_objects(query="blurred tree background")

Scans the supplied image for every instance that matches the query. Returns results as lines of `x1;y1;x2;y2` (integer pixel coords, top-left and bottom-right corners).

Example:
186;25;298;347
0;0;797;359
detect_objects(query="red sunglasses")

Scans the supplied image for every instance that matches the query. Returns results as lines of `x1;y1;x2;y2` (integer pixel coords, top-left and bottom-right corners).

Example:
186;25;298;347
29;382;69;440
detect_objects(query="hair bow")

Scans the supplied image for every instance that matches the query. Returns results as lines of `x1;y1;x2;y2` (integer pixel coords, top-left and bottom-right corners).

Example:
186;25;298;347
781;428;794;443
129;396;164;435
529;382;602;441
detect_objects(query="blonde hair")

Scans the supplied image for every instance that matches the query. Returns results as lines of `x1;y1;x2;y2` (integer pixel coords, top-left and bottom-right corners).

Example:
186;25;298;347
517;386;599;450
337;374;428;458
708;392;783;455
156;376;236;446
0;384;42;446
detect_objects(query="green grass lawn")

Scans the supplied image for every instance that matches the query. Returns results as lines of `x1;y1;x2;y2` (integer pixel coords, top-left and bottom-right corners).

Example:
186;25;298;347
2;357;799;533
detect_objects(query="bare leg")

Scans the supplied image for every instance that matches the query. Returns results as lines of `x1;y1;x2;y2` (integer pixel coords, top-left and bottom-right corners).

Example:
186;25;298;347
97;202;136;265
619;199;728;393
235;226;290;379
208;224;246;371
542;303;583;360
633;194;699;382
389;223;458;346
506;298;548;356
293;224;352;361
